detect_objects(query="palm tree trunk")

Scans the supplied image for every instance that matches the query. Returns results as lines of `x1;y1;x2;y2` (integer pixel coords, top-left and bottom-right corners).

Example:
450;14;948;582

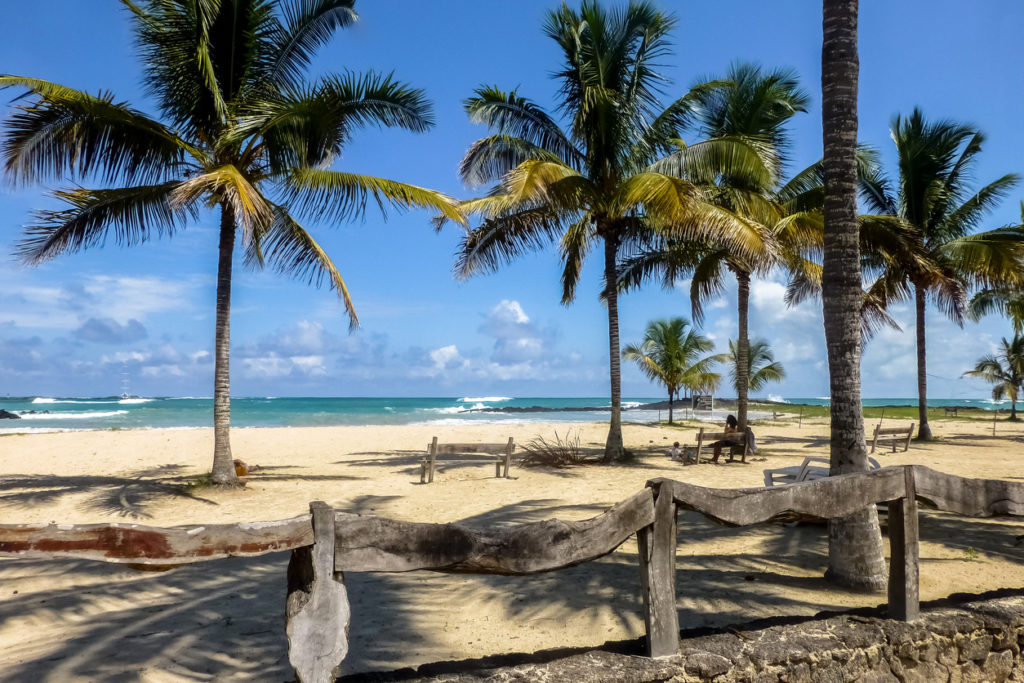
821;0;886;592
603;234;625;462
668;390;674;424
914;284;933;440
212;205;240;486
735;271;751;430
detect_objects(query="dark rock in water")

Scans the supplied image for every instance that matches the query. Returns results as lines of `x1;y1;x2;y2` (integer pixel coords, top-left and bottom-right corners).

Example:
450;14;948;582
0;409;21;419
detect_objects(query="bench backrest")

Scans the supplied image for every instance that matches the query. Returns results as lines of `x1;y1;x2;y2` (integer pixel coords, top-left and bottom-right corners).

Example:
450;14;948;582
421;437;515;483
433;442;514;455
870;422;914;453
694;427;747;460
875;426;912;436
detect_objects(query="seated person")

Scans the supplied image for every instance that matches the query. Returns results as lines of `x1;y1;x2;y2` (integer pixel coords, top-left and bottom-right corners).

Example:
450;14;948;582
667;442;683;461
667;441;695;464
709;414;742;464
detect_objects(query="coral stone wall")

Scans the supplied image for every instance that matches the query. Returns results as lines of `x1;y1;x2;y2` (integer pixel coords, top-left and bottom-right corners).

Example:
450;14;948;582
387;594;1024;682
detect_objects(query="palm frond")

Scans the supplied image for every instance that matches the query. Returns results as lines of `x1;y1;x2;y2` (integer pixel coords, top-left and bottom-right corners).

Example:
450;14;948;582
933;173;1020;244
250;203;358;327
16;181;189;264
689;250;729;324
0;75;194;184
240;70;433;171
559;214;594;303
456;206;568;280
937;227;1024;289
968;288;1024;333
265;0;357;89
617;172;771;264
464;86;580;167
284;168;464;225
649;136;775;190
458;135;564;187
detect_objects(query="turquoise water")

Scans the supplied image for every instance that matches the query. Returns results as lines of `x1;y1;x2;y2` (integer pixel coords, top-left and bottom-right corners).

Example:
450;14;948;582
0;395;1010;433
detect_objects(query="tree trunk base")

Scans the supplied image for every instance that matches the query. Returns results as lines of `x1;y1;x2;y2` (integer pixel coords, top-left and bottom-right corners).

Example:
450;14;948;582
915;422;933;441
824;565;887;593
210;481;246;490
826;508;888;594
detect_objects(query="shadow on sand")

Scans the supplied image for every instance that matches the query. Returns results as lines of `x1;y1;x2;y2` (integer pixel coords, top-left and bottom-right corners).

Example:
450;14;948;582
0;466;366;519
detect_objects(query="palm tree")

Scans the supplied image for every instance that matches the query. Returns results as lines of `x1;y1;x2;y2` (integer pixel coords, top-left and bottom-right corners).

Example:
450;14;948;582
962;334;1024;420
622;318;720;424
865;109;1023;441
715;338;785;395
1;0;461;485
616;62;810;432
820;0;888;592
446;1;767;461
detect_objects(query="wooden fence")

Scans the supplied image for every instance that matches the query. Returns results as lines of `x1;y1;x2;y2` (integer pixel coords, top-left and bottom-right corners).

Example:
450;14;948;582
1;465;1023;682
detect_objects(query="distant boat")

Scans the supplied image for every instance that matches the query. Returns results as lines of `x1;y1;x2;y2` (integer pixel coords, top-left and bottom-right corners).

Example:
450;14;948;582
120;363;133;399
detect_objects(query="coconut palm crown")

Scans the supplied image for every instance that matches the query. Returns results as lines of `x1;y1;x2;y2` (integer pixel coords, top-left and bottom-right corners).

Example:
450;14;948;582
715;338;785;394
446;1;767;461
865;108;1024;440
622;317;720;424
1;0;462;485
962;334;1024;420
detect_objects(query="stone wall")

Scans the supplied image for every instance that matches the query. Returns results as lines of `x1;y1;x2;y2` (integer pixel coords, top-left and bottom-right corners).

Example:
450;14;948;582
351;593;1024;682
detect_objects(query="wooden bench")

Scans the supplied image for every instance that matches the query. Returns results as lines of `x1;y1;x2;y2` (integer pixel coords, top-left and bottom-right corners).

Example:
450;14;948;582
692;428;748;463
943;406;959;417
870;423;915;453
420;437;515;483
764;456;881;487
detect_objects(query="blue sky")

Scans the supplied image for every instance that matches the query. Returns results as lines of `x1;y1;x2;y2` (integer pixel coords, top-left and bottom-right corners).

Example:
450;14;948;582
1;0;1022;399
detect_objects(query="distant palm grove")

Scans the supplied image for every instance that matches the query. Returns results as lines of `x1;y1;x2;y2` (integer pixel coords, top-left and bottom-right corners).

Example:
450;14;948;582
2;0;1023;482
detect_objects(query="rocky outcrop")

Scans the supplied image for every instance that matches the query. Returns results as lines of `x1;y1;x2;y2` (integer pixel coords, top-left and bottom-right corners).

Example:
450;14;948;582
0;410;20;419
353;593;1024;682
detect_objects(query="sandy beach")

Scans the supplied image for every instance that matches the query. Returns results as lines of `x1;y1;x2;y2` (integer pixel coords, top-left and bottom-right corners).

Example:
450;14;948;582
1;415;1023;680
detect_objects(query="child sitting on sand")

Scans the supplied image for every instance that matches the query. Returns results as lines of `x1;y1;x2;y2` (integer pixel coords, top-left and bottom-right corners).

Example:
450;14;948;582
667;442;683;461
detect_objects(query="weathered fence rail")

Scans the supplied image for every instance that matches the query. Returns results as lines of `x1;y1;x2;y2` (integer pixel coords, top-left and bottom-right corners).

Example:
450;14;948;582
2;465;1024;682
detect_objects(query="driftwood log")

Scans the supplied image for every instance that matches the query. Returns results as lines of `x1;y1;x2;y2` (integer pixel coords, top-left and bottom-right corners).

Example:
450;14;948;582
333;488;655;574
286;502;349;683
0;515;313;564
913;465;1024;516
638;480;679;657
661;467;906;526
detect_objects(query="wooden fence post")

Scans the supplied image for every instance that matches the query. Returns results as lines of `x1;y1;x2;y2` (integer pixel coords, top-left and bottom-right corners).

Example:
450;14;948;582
638;480;679;657
286;501;350;683
887;467;920;621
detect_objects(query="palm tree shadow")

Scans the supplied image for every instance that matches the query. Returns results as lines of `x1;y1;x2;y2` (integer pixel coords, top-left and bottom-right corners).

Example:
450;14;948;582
0;554;293;681
0;465;217;519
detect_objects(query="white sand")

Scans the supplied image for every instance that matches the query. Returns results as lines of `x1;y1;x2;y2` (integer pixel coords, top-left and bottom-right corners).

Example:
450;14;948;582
0;416;1022;680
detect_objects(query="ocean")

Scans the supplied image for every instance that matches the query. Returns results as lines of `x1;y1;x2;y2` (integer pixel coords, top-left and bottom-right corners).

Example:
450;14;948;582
0;395;1011;434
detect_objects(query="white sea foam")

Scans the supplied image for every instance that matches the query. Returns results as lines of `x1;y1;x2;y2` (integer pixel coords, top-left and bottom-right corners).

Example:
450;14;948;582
31;398;112;405
18;410;128;420
767;394;789;404
118;398;154;404
622;401;644;409
459;396;512;403
424;403;490;414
